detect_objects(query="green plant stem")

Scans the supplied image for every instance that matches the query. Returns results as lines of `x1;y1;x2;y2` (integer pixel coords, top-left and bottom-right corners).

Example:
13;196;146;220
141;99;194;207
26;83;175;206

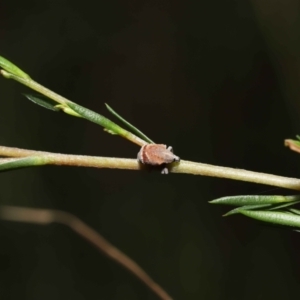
1;145;300;190
0;70;147;147
67;102;147;146
1;70;68;105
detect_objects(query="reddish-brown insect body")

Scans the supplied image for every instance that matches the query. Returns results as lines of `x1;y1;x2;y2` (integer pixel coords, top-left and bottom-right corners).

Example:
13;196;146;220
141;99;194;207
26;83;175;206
137;144;180;174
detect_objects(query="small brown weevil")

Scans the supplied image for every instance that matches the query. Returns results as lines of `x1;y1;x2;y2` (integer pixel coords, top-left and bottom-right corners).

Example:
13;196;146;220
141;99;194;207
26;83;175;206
137;144;180;174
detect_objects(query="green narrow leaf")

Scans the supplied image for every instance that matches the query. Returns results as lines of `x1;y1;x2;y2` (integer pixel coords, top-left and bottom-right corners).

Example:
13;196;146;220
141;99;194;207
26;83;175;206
40;101;146;146
0;55;31;79
67;102;126;134
209;195;300;206
105;103;154;144
23;94;59;111
239;210;300;228
288;208;300;215
24;94;82;117
268;201;300;211
224;200;300;216
224;204;273;216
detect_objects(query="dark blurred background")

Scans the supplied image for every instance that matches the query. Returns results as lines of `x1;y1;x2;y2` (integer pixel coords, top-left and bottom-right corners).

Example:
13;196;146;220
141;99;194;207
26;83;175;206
1;0;300;299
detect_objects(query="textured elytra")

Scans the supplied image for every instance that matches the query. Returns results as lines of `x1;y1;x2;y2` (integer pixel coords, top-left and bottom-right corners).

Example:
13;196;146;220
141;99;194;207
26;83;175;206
137;144;180;166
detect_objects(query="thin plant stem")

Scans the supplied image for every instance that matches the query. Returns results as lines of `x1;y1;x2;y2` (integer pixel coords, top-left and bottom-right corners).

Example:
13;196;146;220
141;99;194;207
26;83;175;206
2;70;68;105
0;206;172;300
0;70;147;147
1;145;300;190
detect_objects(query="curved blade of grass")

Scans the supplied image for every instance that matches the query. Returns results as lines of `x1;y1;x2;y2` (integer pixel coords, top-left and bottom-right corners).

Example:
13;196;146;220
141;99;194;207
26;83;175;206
24;94;81;117
224;204;273;216
67;102;147;146
0;55;31;79
224;201;300;216
268;201;300;210
239;210;300;228
24;94;59;111
105;103;154;144
0;157;46;172
209;195;300;206
288;208;300;215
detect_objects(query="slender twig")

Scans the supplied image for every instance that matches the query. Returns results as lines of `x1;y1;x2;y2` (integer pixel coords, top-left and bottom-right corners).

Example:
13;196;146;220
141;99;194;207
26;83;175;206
0;206;172;300
1;57;298;190
1;145;300;190
0;70;147;147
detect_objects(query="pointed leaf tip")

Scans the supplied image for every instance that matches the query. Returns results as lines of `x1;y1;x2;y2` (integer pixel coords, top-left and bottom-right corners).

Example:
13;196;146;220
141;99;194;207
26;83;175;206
105;103;154;144
23;94;59;111
239;210;300;228
209;195;300;206
223;204;273;216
